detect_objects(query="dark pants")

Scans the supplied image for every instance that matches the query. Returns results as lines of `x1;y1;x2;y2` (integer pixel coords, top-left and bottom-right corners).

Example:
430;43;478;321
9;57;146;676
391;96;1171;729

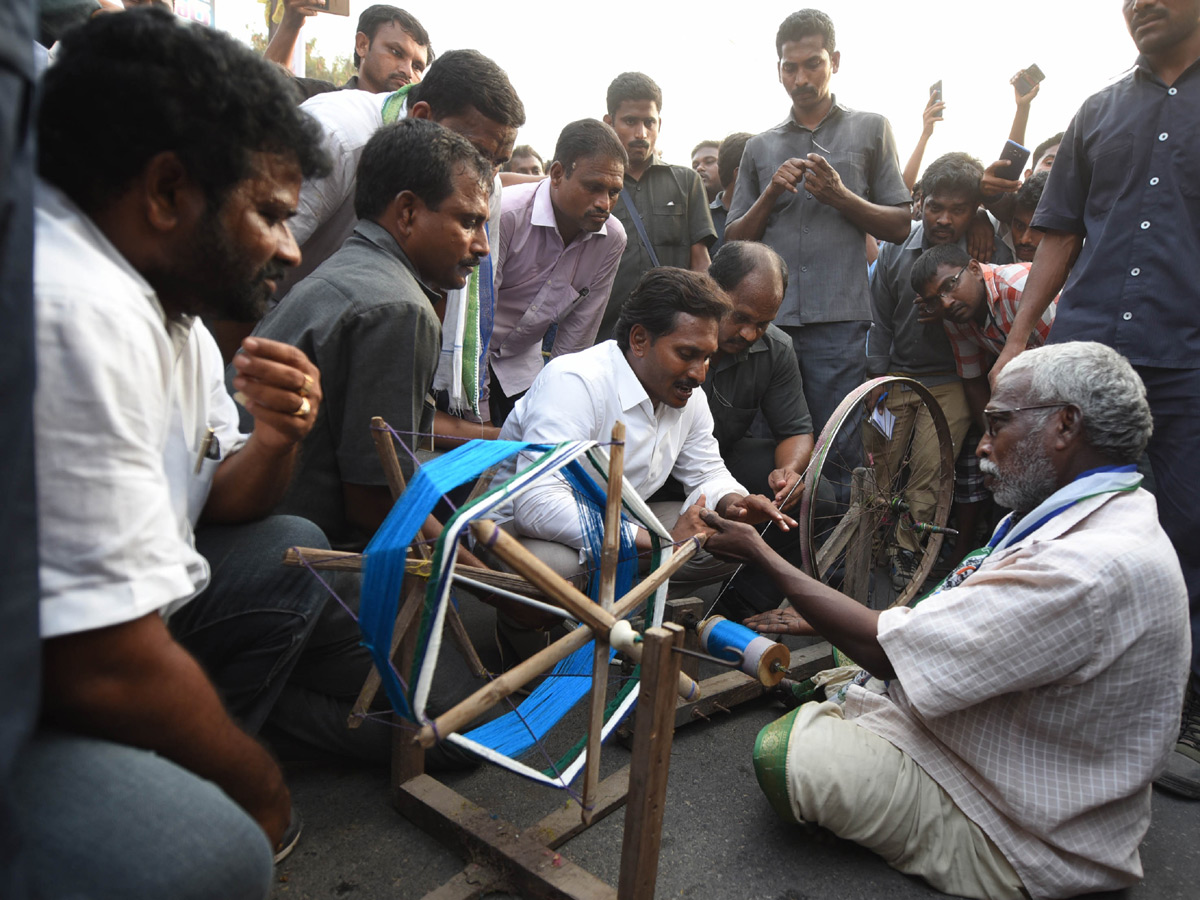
779;320;871;436
780;321;870;504
487;362;526;428
1138;367;1200;678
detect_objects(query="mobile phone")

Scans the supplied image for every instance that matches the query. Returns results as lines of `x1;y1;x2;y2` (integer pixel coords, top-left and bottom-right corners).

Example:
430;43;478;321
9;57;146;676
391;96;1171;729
1012;64;1046;96
929;80;943;119
994;139;1031;183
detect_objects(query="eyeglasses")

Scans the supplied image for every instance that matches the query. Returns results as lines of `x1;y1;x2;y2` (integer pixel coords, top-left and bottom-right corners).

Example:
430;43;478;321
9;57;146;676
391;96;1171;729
916;263;969;307
982;403;1068;437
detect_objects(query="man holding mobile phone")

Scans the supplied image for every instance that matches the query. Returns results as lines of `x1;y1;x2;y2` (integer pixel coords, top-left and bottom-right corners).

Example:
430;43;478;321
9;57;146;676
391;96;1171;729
993;0;1200;802
725;8;911;447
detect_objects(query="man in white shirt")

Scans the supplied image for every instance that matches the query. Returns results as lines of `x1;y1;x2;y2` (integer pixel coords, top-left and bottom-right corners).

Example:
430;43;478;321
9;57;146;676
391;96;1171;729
707;342;1189;900
15;11;338;896
489;118;629;424
498;267;795;602
281;48;524;292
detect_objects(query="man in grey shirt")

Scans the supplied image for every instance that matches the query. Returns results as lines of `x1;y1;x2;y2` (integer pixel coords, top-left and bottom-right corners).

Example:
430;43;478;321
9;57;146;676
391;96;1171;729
726;8;911;438
245;119;491;552
867;152;1011;585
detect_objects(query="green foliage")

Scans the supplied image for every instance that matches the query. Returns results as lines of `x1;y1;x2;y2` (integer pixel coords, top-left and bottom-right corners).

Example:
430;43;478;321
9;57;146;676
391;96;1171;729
304;38;356;86
248;1;356;84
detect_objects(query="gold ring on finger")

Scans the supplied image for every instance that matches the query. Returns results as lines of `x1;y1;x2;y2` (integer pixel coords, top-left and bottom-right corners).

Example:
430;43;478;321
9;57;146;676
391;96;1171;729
293;396;311;417
298;374;314;398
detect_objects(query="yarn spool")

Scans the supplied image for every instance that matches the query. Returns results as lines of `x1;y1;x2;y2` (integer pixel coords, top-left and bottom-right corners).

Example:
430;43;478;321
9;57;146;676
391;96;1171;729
697;616;790;686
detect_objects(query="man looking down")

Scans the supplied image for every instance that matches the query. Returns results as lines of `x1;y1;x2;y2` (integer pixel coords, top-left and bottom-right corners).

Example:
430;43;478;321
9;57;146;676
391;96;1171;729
704;342;1188;900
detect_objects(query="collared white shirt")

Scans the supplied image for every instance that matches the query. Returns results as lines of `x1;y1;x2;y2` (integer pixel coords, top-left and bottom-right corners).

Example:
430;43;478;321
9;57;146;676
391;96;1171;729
497;341;744;550
490;179;626;396
34;182;246;638
848;488;1190;898
286;89;395;290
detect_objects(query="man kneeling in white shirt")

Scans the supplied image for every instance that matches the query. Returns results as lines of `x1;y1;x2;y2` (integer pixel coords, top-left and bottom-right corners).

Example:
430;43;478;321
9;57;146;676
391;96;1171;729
495;267;795;654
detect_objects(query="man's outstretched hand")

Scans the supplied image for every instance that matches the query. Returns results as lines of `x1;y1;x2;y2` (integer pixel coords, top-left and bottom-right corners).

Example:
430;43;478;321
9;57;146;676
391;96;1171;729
743;606;817;636
721;493;798;531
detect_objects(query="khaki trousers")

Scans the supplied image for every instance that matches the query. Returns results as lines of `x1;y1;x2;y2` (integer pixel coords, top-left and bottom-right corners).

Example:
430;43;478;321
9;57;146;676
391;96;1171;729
754;701;1027;900
863;380;970;555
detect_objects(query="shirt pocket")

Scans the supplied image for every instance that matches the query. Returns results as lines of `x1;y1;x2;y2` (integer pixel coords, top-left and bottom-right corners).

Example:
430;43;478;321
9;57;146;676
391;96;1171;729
1173;122;1200;201
651;199;686;248
1084;134;1134;219
827;151;867;198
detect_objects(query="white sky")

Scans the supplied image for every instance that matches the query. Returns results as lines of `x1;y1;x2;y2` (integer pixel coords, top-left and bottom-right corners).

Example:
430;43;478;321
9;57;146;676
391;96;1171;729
217;1;1137;174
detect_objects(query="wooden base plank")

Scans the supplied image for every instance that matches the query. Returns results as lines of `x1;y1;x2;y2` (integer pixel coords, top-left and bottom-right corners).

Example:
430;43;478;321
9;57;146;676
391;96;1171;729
397;775;617;900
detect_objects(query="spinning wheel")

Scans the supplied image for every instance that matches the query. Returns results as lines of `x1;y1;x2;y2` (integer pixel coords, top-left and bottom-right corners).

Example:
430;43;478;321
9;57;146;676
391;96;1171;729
798;376;955;610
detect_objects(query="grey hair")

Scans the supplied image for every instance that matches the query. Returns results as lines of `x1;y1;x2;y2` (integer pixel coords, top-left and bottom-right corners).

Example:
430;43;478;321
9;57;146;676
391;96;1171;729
999;341;1153;464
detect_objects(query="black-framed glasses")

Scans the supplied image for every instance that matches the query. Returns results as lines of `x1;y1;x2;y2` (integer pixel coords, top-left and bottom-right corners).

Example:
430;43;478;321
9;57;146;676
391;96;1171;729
982;403;1068;437
916;263;969;307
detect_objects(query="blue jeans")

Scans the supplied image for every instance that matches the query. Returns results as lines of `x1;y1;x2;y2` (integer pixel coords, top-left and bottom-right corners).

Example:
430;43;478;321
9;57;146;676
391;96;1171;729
170;515;332;734
1138;367;1200;678
12;731;273;900
781;321;870;503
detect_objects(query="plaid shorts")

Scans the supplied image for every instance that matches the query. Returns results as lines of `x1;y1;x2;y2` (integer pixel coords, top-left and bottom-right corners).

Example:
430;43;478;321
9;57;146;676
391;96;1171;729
955;426;989;504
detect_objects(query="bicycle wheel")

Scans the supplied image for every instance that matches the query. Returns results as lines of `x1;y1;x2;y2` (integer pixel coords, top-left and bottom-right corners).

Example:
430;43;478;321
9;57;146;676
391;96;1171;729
798;376;954;610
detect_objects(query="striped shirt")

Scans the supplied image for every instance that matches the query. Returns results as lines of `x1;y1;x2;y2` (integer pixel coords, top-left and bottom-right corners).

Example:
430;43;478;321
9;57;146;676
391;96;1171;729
944;263;1057;379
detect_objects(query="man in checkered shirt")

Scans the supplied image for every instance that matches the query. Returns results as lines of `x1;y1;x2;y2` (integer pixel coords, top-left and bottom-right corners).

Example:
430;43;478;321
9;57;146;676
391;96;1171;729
703;342;1189;900
910;243;1059;425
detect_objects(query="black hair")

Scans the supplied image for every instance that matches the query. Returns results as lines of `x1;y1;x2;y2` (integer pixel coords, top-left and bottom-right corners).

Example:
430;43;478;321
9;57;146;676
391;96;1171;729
553;119;628;177
709;241;789;296
910;243;970;295
354;118;491;220
502;145;544;173
605;72;663;118
1032;132;1064;168
38;9;330;214
407;49;525;128
717;132;752;189
691;140;721;157
776;9;836;57
917;152;984;205
1014;170;1049;212
352;5;432;68
614;268;730;352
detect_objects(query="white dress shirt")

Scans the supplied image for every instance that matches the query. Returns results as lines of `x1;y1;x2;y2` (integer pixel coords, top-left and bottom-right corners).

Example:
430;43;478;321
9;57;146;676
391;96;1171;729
34;182;245;638
497;341;744;550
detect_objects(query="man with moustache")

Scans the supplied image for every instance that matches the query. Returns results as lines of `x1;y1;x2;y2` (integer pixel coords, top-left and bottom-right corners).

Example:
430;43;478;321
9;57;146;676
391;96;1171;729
247;119;492;553
488;120;628;425
595;73;716;342
265;3;432;101
497;268;793;603
994;0;1200;799
725;8;911;440
691;139;722;203
707;342;1189;900
867;152;1012;587
1008;171;1048;263
19;10;333;893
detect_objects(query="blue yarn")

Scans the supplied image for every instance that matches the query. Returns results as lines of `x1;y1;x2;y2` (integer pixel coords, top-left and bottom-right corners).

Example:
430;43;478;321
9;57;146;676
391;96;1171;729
360;439;553;718
706;618;760;664
359;438;642;775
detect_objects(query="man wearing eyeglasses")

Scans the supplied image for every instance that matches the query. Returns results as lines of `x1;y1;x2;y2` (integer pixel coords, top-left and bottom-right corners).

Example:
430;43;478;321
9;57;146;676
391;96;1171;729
866;152;1012;587
705;342;1189;900
909;244;1058;428
992;0;1200;800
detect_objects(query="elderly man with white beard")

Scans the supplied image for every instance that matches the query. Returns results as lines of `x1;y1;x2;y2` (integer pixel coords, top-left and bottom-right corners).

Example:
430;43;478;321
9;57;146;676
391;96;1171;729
700;341;1190;900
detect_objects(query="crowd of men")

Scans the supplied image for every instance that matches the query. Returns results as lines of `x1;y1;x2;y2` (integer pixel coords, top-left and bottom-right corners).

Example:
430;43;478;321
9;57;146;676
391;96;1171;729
4;2;1198;899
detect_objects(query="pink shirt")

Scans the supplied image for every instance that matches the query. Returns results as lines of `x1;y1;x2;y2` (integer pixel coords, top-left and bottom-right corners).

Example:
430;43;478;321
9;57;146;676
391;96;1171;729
490;180;626;396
